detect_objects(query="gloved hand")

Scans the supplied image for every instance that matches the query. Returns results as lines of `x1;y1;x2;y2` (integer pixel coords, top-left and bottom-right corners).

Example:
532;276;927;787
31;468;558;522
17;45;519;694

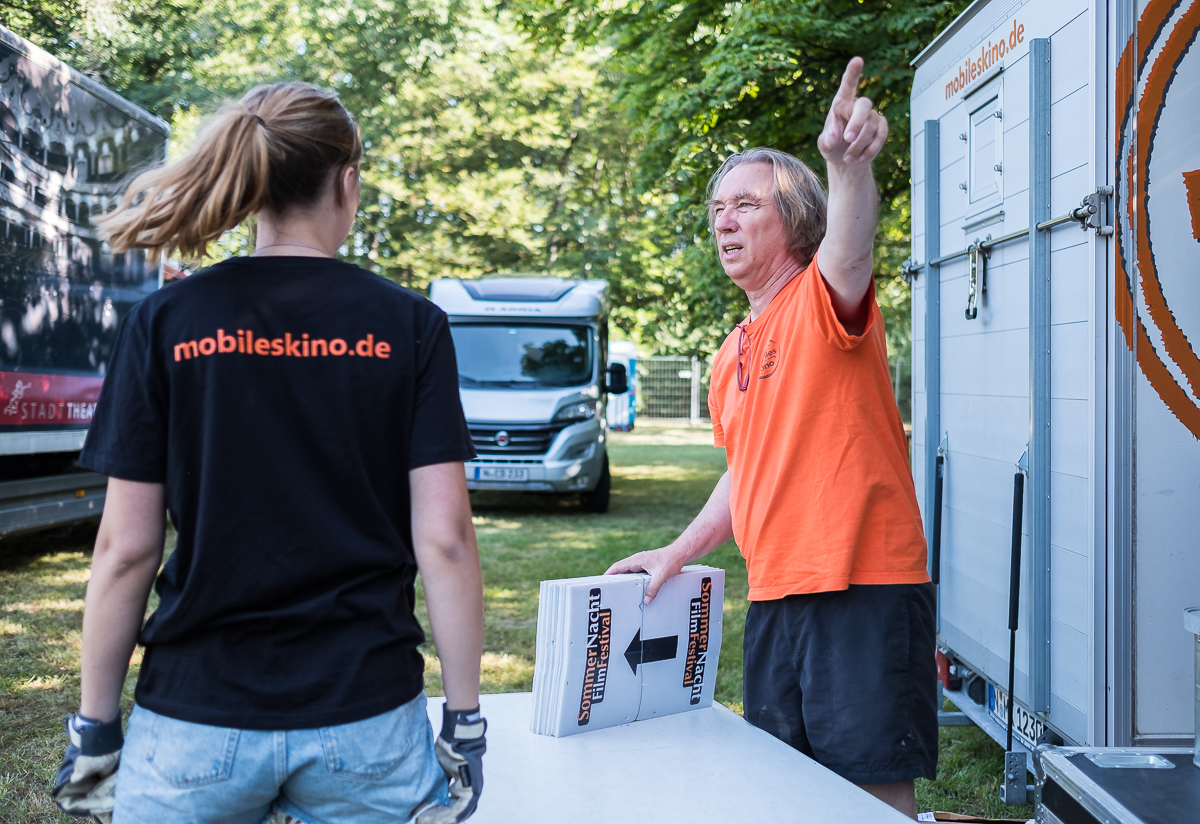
52;713;123;823
415;705;486;824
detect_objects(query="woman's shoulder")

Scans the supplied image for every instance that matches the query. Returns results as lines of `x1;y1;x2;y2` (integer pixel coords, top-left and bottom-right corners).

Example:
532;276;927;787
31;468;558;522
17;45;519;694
145;258;441;313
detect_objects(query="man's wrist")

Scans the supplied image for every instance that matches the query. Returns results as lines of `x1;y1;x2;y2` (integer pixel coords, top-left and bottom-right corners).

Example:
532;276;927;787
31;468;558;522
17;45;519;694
825;157;876;181
667;539;699;566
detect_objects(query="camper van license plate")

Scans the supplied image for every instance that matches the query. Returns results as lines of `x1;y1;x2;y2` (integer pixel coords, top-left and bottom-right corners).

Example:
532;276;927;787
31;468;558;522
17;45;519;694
475;467;528;482
988;684;1044;750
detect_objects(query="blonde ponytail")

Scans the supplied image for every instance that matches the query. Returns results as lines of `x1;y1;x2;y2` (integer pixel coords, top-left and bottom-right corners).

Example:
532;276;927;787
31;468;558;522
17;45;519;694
97;82;362;260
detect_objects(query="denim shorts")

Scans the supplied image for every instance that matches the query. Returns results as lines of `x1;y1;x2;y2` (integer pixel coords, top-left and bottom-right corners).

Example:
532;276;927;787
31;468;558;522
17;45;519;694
742;583;938;785
112;692;448;824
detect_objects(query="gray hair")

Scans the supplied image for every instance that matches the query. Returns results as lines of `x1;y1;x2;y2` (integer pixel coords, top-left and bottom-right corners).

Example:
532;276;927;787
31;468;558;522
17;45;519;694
705;148;828;266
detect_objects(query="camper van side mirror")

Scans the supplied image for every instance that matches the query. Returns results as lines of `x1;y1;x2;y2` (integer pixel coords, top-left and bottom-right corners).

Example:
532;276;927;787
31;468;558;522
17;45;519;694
606;363;628;395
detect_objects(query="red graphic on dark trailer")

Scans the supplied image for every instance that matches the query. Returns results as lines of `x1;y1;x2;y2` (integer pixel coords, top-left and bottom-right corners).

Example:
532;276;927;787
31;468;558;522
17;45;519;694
0;371;101;427
576;588;611;725
682;576;712;704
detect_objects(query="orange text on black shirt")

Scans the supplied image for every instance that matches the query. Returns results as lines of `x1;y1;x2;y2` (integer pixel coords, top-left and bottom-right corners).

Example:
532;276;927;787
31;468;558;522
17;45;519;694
174;330;391;362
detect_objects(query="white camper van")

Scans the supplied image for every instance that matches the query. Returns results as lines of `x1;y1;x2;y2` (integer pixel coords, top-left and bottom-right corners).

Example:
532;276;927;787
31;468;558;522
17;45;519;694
430;277;628;513
908;0;1200;802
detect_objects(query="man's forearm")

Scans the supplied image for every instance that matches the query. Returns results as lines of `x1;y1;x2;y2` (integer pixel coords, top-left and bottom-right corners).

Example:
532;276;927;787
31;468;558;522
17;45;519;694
669;471;735;563
819;161;878;314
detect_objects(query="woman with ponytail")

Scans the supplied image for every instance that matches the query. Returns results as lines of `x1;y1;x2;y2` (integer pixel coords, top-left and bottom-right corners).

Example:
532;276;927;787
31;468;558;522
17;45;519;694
51;83;486;824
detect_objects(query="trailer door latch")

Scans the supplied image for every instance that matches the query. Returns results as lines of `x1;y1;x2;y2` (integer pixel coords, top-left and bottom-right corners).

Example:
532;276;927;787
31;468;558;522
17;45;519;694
965;238;989;320
1076;186;1115;236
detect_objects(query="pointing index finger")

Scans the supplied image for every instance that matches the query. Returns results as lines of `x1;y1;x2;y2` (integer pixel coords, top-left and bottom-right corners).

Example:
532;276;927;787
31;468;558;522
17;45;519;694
835;56;865;103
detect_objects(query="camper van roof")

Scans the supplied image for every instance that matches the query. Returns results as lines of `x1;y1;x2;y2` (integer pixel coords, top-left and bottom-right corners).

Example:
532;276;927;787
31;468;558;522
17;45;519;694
460;278;577;302
430;277;608;319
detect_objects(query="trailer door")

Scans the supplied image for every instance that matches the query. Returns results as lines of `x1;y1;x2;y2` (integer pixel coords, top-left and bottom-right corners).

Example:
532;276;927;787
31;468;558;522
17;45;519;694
911;0;1106;747
1113;0;1200;747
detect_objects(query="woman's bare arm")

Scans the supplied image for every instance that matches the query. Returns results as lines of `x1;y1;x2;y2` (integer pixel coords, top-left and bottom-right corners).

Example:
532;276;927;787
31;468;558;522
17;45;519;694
79;478;166;722
410;461;483;711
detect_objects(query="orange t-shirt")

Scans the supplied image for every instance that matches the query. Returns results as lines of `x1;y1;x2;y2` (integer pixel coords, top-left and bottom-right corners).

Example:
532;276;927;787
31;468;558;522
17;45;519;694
708;256;928;600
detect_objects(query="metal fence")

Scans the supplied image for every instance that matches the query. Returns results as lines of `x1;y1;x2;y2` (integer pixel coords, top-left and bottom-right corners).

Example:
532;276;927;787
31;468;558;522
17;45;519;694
636;356;711;423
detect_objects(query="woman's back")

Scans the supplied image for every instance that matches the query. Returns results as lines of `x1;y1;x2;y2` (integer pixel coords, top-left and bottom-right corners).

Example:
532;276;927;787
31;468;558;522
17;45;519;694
82;256;472;728
56;81;486;824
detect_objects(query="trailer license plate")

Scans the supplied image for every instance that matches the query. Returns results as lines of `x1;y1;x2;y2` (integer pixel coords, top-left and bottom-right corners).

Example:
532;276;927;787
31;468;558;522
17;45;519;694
475;467;528;482
988;684;1044;750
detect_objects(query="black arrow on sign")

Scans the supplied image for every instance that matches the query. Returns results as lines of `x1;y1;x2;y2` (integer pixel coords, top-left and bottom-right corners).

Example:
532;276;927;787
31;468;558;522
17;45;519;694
624;629;679;674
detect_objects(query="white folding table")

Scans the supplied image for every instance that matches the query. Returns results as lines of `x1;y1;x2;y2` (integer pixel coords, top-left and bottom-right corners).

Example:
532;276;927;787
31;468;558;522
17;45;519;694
427;693;913;822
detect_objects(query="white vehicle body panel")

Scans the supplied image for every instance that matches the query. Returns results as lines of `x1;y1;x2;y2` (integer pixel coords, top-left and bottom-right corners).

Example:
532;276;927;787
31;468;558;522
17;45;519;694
912;0;1200;747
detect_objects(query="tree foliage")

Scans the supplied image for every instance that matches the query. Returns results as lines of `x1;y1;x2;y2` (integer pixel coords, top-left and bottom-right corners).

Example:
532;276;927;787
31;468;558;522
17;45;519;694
517;0;970;367
7;0;668;338
7;0;971;387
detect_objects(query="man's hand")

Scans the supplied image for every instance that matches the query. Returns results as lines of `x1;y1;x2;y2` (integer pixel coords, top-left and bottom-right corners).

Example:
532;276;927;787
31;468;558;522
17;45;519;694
818;57;888;166
416;705;487;824
52;713;123;823
816;57;886;324
605;545;689;604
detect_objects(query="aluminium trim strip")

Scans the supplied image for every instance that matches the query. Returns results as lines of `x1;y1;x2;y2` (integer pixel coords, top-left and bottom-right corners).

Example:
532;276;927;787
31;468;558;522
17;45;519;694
1029;38;1052;715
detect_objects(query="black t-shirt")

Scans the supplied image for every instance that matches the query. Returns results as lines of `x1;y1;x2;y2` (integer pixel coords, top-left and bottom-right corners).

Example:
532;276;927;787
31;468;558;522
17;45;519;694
80;257;475;729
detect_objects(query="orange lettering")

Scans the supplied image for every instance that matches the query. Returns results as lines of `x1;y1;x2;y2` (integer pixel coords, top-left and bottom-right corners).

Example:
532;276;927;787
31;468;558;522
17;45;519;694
199;337;217;355
271;338;284;356
302;339;309;357
375;341;391;359
330;338;347;355
218;328;237;353
237;330;246;353
311;339;328;356
254;338;270;355
174;341;198;361
356;334;375;357
285;333;301;357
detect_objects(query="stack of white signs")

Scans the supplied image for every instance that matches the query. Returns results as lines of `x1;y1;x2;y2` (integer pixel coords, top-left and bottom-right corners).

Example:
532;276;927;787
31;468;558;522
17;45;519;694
531;565;724;737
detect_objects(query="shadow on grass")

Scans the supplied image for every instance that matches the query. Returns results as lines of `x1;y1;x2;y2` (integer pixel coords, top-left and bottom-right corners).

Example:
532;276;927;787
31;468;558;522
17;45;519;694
0;522;102;824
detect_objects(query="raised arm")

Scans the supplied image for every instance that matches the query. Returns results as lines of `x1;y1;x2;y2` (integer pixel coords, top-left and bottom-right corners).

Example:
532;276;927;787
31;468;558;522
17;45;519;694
816;57;888;326
606;470;734;603
410;461;484;711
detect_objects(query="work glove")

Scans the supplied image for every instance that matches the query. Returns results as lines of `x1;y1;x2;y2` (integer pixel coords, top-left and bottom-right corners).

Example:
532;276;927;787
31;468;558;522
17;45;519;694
415;705;487;824
52;713;123;823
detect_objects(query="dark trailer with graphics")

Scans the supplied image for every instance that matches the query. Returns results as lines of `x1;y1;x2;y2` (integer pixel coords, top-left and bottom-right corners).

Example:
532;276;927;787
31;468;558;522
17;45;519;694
0;25;167;536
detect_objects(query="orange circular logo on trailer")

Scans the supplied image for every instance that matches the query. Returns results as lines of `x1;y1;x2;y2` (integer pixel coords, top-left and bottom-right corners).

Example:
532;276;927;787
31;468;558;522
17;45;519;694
1116;0;1200;439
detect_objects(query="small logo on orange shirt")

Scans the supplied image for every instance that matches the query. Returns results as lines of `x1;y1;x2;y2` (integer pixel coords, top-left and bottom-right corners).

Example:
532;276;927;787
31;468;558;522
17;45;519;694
759;339;779;379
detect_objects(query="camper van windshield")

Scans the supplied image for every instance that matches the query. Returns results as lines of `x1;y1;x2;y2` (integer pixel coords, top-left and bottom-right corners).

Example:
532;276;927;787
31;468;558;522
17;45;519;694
451;323;593;388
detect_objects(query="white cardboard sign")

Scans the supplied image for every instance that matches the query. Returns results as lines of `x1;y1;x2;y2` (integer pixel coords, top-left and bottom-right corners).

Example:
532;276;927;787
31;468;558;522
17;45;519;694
531;566;725;737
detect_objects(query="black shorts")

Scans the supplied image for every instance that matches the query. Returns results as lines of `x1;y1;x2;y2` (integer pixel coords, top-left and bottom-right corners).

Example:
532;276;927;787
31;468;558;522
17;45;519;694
742;582;938;785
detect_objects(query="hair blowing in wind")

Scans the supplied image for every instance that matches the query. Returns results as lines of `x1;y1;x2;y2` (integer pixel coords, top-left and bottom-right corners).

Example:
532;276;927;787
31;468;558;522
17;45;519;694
96;82;362;260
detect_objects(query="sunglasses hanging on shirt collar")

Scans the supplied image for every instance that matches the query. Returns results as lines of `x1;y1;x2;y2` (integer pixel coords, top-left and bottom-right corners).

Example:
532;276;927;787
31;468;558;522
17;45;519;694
735;322;752;392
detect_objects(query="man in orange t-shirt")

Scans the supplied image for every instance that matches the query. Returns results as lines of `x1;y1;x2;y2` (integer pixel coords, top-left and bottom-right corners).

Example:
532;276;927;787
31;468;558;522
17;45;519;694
607;58;935;819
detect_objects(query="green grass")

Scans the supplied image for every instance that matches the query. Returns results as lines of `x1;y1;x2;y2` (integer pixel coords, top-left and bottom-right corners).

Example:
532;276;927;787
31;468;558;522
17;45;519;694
0;423;1032;822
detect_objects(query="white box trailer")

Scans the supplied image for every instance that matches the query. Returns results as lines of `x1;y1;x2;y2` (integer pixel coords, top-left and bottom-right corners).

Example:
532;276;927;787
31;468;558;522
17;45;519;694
908;0;1200;752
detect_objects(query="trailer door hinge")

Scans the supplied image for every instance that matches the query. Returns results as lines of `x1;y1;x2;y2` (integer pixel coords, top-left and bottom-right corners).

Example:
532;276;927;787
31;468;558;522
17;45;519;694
1075;186;1114;236
901;257;921;283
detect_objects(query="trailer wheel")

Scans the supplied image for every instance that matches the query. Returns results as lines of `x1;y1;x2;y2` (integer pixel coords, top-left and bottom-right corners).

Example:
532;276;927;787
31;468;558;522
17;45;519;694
579;455;611;513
